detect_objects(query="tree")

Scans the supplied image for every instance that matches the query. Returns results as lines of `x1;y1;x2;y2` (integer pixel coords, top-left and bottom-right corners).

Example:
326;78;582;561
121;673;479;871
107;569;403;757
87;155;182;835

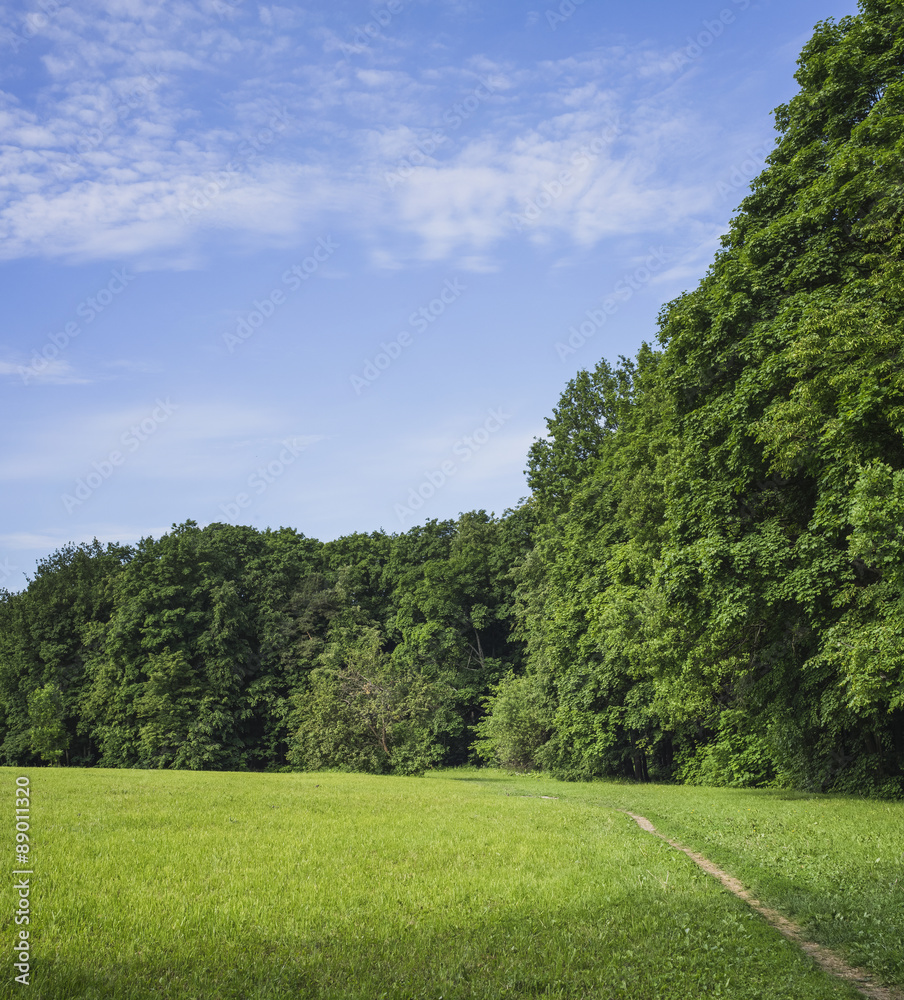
289;626;453;775
489;0;904;793
471;671;552;770
647;0;904;792
27;684;69;765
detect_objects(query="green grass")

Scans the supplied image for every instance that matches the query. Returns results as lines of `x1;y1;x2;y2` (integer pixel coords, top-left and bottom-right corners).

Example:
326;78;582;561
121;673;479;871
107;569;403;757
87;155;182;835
1;766;885;1000
555;775;904;989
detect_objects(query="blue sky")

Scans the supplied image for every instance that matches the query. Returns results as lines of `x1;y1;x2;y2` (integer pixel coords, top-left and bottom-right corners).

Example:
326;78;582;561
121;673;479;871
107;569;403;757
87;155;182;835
0;0;858;588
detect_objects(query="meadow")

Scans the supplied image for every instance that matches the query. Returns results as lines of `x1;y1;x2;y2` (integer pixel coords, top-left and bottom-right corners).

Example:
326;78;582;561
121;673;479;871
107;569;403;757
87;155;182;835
2;767;902;1000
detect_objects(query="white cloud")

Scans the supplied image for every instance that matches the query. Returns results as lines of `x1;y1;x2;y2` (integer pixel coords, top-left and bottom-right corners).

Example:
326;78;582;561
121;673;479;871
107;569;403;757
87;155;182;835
0;358;91;384
0;531;66;551
0;525;172;553
103;359;163;373
0;8;762;267
0;401;326;484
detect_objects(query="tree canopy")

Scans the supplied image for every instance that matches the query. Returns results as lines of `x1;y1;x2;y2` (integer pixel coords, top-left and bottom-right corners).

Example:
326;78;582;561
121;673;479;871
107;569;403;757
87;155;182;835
2;0;902;794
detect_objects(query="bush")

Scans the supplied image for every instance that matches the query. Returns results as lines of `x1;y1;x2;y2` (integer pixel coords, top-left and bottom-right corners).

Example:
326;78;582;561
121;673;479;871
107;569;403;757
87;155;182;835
676;712;774;788
471;672;552;770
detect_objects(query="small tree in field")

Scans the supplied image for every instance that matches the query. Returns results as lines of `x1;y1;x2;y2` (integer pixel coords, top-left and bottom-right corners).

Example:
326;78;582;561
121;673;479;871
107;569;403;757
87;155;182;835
472;671;552;770
27;683;69;765
290;626;452;775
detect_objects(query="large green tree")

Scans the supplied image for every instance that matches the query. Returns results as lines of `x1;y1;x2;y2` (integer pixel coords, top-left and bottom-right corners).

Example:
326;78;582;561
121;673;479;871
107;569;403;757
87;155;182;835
0;539;129;765
482;0;904;794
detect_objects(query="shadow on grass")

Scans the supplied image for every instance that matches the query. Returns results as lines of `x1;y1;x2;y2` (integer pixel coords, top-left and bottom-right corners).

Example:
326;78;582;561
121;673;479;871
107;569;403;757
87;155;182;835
27;887;859;1000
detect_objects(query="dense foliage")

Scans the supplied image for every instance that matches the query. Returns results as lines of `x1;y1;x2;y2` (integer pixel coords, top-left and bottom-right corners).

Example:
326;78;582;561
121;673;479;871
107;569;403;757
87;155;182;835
0;514;529;775
1;0;901;792
482;0;904;795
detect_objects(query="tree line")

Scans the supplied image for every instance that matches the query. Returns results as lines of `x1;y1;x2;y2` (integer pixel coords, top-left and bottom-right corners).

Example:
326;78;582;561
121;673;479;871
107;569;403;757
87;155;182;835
2;0;902;794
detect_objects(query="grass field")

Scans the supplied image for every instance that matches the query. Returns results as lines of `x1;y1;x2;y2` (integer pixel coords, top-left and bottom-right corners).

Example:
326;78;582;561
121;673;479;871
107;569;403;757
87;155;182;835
2;766;901;1000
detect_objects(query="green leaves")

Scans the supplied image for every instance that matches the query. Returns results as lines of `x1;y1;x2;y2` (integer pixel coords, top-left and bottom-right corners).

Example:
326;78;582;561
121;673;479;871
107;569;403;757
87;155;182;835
849;462;904;586
471;671;553;770
0;511;531;774
2;6;903;790
27;682;68;765
486;0;904;794
289;627;453;776
526;357;637;516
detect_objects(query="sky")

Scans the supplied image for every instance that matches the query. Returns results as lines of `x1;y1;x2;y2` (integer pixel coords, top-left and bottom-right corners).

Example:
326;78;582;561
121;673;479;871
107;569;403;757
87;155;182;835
0;0;860;589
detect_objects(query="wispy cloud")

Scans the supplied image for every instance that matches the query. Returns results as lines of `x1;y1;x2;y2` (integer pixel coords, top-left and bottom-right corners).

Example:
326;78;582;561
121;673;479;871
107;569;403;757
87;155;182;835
0;401;324;482
0;358;91;384
0;4;763;268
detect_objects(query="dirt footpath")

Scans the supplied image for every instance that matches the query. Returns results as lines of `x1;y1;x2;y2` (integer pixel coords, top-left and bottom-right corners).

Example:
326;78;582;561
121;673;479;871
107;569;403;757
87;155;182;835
620;810;904;1000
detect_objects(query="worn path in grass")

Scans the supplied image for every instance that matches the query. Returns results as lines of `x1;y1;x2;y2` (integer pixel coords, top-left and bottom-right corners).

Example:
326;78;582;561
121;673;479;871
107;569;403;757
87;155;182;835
618;809;904;1000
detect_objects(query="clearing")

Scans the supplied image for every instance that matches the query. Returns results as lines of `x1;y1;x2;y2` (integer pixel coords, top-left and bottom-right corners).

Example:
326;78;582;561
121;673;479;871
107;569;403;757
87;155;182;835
3;766;902;1000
